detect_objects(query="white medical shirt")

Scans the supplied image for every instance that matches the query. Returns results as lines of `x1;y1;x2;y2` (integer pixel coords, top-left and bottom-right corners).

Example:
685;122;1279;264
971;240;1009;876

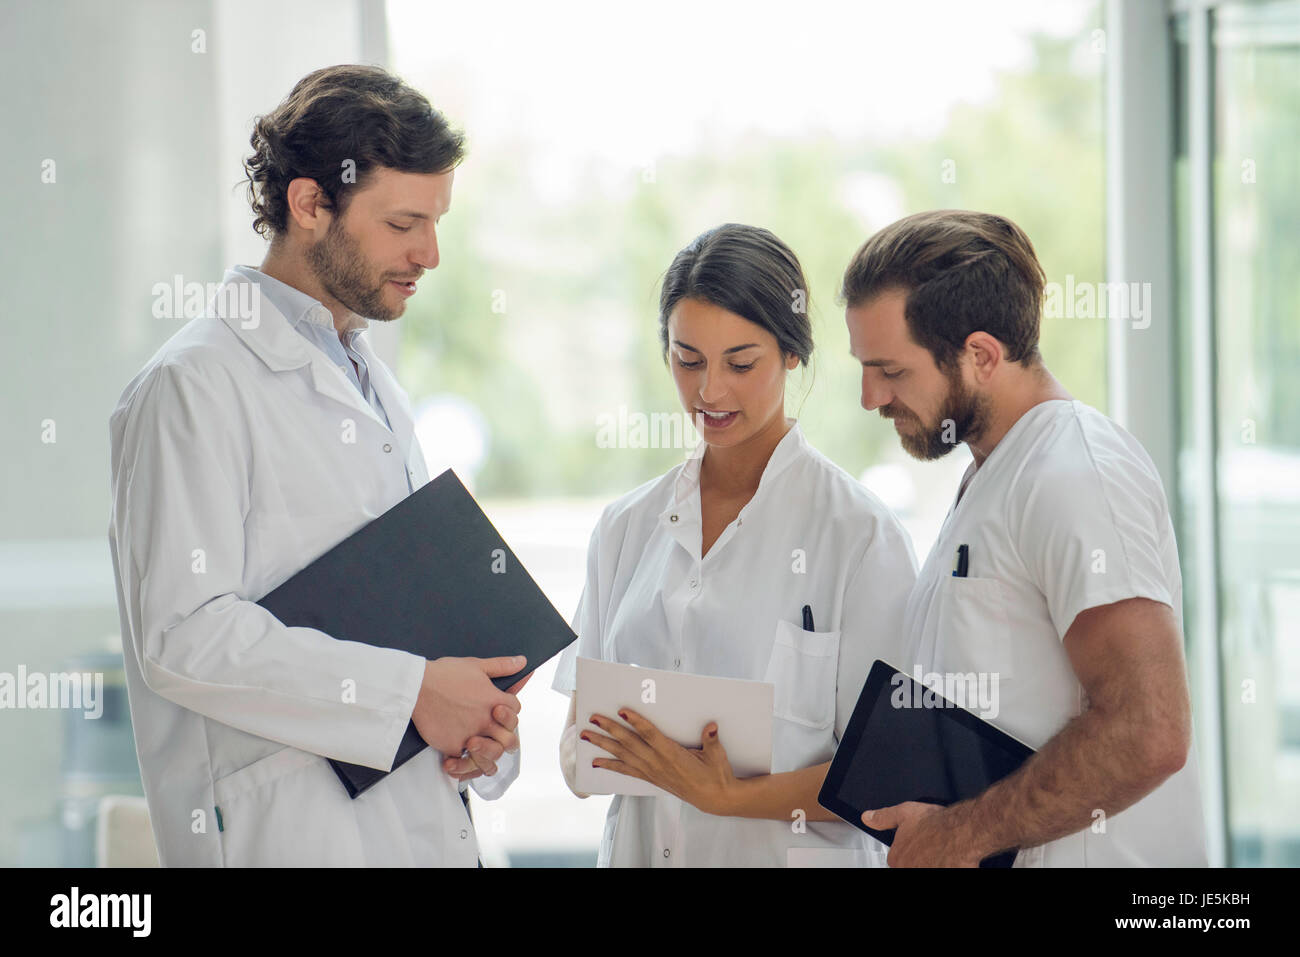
901;399;1208;866
552;421;918;866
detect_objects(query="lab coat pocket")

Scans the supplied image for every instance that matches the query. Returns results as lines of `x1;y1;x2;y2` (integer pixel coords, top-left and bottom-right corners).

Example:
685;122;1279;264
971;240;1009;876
764;619;841;730
212;747;365;867
936;576;1014;681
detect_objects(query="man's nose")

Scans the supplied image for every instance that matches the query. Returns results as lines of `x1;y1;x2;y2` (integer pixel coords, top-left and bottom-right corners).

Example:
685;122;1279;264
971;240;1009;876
861;373;891;412
413;228;439;270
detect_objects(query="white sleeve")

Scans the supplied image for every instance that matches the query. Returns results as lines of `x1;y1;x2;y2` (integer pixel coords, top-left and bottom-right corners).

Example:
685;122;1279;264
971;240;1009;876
1010;442;1176;642
834;513;918;742
467;747;519;800
550;517;606;695
551;639;579;696
108;362;426;771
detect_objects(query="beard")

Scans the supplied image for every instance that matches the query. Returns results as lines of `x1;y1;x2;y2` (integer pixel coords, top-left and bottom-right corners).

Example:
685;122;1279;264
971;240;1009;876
305;213;402;322
882;365;990;461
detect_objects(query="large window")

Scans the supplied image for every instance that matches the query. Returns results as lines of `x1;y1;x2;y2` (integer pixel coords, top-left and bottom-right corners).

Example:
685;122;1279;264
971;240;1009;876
1174;0;1300;867
387;0;1108;865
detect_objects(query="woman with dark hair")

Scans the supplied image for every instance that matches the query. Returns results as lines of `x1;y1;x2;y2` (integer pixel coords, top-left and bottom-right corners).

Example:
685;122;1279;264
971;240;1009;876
551;224;917;867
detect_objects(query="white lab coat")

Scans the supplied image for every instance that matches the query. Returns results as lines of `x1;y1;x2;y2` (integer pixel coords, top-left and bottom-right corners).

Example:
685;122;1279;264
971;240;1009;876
553;421;918;866
901;399;1207;866
107;267;516;867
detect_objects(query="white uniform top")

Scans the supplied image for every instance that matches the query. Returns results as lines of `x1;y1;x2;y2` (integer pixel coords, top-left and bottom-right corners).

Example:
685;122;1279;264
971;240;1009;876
552;421;918;867
902;399;1207;866
108;268;515;867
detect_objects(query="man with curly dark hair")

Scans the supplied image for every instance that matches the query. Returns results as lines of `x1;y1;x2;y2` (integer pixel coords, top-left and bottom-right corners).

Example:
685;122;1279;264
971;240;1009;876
108;65;526;867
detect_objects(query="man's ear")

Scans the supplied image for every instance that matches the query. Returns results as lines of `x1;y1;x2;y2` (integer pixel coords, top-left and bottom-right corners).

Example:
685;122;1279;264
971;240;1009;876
964;332;1003;385
284;177;328;235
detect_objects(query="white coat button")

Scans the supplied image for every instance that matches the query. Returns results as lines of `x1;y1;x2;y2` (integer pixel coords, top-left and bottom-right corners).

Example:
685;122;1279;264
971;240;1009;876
459;828;468;839
663;848;671;858
383;443;392;453
670;514;678;523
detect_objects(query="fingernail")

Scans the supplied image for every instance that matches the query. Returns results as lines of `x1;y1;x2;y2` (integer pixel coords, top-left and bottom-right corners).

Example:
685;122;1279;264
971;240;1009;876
618;710;627;720
579;733;589;742
708;729;717;738
591;761;599;768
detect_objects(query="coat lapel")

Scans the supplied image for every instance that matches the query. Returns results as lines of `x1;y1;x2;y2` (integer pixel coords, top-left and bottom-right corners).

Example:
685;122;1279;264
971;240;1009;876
213;269;390;432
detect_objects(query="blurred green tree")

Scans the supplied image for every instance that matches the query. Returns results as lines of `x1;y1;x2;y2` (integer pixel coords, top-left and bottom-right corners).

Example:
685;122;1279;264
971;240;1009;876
400;28;1107;498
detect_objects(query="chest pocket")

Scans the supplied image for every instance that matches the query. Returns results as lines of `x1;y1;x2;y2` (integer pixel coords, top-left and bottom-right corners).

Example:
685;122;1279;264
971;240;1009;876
763;619;841;730
936;576;1015;681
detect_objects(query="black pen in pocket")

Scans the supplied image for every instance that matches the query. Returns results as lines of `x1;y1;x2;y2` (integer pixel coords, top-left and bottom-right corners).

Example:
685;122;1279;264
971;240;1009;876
953;544;970;578
802;604;815;631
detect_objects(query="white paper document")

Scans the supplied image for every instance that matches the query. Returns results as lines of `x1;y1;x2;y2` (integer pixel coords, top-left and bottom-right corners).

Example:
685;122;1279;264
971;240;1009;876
574;656;775;797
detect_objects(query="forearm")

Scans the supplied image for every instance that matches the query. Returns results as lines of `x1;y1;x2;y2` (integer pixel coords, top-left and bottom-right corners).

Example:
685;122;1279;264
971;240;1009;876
132;598;426;769
946;706;1178;858
719;762;840;823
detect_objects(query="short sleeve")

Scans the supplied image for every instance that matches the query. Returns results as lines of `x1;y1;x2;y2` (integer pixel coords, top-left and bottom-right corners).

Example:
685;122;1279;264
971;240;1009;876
1011;427;1176;642
835;512;918;741
550;517;605;695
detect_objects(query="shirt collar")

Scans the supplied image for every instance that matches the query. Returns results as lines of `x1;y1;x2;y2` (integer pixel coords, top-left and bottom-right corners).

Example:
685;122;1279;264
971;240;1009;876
665;417;807;516
231;265;369;339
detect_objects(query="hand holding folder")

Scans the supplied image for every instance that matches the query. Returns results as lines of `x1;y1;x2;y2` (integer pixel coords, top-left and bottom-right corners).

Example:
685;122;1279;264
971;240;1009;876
413;653;529;772
256;469;577;798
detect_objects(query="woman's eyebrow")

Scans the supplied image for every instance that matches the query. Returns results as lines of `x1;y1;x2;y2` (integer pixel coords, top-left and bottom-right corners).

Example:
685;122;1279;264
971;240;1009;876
672;339;760;355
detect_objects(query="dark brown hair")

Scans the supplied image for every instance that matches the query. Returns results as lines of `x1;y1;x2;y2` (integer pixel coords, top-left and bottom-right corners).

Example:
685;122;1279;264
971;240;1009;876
242;64;466;240
659;223;814;366
840;210;1046;370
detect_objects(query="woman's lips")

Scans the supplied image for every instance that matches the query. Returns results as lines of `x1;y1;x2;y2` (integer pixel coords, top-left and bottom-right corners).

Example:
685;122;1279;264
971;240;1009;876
696;409;739;429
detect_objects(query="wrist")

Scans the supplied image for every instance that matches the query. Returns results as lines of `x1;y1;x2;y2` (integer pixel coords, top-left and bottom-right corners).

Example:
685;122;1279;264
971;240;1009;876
416;659;438;706
944;798;1000;862
708;775;745;817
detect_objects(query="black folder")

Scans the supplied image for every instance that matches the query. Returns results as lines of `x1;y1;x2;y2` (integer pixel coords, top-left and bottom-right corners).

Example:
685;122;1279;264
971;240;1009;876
255;468;576;798
819;660;1036;867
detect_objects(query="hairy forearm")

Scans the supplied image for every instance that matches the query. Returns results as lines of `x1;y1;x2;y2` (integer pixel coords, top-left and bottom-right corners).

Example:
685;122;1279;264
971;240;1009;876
946;705;1182;858
718;762;840;823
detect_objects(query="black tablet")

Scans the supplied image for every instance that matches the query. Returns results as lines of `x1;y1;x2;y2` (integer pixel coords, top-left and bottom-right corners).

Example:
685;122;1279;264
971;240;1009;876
818;659;1035;868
